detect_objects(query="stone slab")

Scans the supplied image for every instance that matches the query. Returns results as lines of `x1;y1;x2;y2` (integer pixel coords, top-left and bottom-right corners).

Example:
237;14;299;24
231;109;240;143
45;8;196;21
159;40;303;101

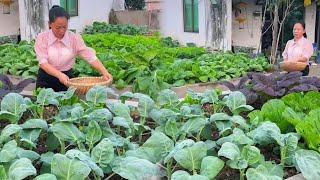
286;174;306;180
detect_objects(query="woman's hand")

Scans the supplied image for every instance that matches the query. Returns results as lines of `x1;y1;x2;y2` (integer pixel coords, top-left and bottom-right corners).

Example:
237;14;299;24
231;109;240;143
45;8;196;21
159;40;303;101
102;73;113;82
89;60;113;83
58;73;69;85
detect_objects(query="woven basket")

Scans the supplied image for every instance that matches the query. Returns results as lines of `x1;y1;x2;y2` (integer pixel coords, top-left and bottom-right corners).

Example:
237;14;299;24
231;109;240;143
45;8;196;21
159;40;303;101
67;77;112;95
280;61;307;72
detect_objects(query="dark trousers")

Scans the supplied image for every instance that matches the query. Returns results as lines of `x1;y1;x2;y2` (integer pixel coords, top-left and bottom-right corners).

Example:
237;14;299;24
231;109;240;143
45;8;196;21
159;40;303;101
301;65;309;76
36;68;74;92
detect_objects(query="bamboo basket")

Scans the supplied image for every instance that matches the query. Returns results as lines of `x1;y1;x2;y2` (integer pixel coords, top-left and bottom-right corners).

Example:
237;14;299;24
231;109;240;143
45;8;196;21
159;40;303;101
67;77;112;95
280;61;307;72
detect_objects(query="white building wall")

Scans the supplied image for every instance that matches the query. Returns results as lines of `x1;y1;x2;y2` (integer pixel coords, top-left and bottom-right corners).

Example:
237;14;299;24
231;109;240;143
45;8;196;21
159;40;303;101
305;2;316;43
52;0;113;33
231;0;262;51
0;0;20;36
160;0;207;47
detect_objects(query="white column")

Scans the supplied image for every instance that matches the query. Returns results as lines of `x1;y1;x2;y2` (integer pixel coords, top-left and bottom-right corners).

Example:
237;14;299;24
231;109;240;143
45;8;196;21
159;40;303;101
224;0;232;51
18;0;52;41
205;0;232;51
112;0;125;11
305;2;317;43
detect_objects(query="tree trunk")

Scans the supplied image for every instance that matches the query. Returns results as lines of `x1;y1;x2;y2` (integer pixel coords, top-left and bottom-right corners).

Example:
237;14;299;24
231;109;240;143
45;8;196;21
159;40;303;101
19;0;52;41
270;4;279;64
257;0;269;53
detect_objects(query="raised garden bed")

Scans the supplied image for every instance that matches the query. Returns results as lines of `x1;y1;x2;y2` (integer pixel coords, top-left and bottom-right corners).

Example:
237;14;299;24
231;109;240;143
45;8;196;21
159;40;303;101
0;84;319;179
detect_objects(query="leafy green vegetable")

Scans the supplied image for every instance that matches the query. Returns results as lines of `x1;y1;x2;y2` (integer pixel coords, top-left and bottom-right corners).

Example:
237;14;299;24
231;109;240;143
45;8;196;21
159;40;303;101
19;129;42;148
180;117;207;135
51;154;91;180
157;89;180;107
281;92;305;112
111;156;166;180
40;152;54;165
126;132;174;163
200;156;225;179
0;140;18;162
246;164;282;180
258;99;292;132
78;33;268;97
86;86;107;106
241;145;261;165
34;174;57;180
107;102;132;122
209;113;249;135
165;119;180;140
0;93;28;123
149;108;178;126
295;109;320;152
0;124;21;142
1;87;318;179
86;108;113;122
21;119;48;130
91;138;115;168
218;142;241;161
85;120;102;150
132;93;155;117
172;170;209;180
295;149;320;180
216;128;254;146
51;122;85;143
36;88;59;106
201;89;220;105
164;139;195;164
280;134;298;166
223;91;254;115
218;142;262;179
83;22;148;35
66;149;104;177
1;32;269;98
0;41;38;78
8;158;37;180
17;147;40;161
248;122;282;146
174;141;207;173
302;91;320;113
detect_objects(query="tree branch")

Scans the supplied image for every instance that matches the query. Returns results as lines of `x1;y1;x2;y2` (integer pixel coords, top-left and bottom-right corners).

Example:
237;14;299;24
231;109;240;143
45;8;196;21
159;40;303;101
262;24;273;36
274;0;298;64
258;0;269;53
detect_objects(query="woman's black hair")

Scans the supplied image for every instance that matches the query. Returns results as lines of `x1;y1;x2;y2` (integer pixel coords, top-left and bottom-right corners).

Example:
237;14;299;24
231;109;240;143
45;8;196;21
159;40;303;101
49;5;70;23
295;21;307;38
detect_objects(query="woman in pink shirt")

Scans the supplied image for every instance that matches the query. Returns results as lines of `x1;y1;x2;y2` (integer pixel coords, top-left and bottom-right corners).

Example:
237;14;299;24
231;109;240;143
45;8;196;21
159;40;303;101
35;6;112;91
282;22;313;76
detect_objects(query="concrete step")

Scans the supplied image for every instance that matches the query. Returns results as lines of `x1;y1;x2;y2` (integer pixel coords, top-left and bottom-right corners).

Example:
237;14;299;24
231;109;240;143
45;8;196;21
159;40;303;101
286;174;306;180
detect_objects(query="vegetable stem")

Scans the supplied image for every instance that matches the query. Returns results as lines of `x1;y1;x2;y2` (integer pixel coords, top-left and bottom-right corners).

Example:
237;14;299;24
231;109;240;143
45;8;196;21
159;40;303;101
93;172;101;180
59;139;65;154
116;147;121;156
196;128;204;142
166;160;173;179
240;169;245;180
105;173;116;180
139;116;146;144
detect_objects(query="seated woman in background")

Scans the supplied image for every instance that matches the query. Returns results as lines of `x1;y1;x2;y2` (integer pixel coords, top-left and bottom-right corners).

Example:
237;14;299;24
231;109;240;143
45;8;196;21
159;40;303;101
35;5;112;92
282;22;313;76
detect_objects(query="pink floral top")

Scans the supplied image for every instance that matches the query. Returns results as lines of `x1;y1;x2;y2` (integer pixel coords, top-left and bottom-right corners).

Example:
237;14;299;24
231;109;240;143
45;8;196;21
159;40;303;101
35;30;97;71
282;37;313;63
